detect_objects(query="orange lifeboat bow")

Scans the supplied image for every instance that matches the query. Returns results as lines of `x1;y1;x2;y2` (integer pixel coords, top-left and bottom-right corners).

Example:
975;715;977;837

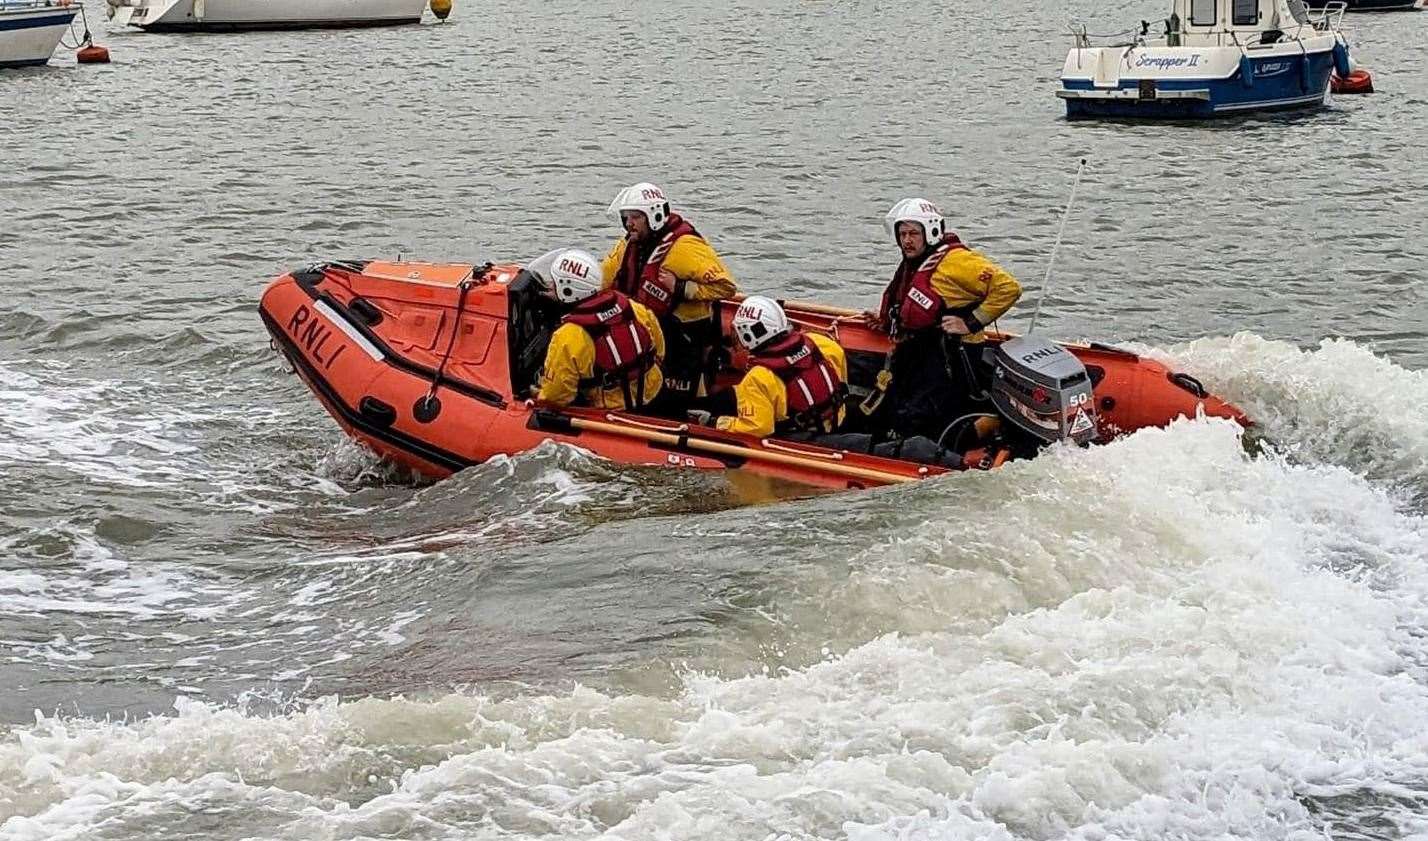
258;260;1250;491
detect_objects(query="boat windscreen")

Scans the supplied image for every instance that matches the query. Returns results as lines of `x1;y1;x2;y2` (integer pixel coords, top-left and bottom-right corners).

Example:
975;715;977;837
506;270;561;399
1285;0;1310;23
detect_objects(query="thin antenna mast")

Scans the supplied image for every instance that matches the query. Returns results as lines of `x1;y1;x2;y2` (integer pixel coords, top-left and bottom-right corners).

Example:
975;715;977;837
1028;158;1088;335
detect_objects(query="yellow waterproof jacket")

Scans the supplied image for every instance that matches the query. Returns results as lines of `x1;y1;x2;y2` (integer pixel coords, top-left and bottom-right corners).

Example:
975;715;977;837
537;301;665;410
716;333;846;438
923;247;1023;343
601;234;738;323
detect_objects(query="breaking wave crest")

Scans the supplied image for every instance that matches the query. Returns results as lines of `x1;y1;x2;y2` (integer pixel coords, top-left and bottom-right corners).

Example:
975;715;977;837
6;392;1427;839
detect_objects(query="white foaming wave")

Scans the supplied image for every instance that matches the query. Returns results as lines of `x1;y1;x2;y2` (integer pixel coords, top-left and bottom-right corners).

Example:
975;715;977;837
0;529;241;624
4;419;1427;840
1143;333;1428;489
0;363;198;491
0;360;334;516
314;436;418;490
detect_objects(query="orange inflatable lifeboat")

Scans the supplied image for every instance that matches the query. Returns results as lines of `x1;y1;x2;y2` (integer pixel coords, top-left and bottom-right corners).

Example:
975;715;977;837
257;260;1250;491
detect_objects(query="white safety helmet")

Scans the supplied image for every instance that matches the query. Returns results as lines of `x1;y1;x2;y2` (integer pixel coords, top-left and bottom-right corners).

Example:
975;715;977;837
732;295;791;352
883;197;945;245
529;247;601;304
608;182;672;232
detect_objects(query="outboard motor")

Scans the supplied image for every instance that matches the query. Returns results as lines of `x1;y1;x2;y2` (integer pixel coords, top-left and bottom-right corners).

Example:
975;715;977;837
987;336;1098;448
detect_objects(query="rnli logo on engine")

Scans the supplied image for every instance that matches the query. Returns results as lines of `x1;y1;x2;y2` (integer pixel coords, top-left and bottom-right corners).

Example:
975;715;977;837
907;288;936;310
1020;346;1059;365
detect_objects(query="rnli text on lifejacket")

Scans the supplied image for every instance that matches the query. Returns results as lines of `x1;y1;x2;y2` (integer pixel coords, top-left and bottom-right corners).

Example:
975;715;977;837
287;305;348;370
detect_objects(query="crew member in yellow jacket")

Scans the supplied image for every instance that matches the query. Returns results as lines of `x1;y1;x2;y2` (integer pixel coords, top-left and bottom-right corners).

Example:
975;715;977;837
529;247;665;412
693;296;964;467
711;295;847;438
865;197;1022;441
601;182;738;412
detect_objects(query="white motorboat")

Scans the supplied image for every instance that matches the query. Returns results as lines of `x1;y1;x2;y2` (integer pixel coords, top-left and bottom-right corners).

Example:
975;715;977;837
106;0;430;31
1059;0;1355;119
0;0;79;67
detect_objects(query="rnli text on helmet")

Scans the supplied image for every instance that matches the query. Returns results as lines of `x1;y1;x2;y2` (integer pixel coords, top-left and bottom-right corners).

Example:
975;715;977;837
559;258;590;278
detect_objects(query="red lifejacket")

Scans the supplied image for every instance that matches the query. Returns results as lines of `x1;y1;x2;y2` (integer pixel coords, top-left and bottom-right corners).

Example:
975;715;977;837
878;234;968;336
753;332;845;432
562;290;658;405
614;213;700;318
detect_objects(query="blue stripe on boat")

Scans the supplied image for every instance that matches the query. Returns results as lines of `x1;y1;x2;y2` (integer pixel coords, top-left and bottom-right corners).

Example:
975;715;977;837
0;11;76;31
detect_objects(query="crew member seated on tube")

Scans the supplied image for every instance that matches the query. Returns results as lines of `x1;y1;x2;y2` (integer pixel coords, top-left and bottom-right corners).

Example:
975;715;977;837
601;182;738;412
692;296;962;468
863;198;1022;442
530;247;665;412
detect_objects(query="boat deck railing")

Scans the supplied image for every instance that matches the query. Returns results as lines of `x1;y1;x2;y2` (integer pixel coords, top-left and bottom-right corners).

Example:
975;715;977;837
0;0;77;9
1067;21;1143;50
1069;8;1342;53
1307;1;1347;31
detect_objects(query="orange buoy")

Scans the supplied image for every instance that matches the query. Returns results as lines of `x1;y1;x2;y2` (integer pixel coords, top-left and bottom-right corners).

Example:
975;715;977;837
77;44;110;63
1331;69;1373;95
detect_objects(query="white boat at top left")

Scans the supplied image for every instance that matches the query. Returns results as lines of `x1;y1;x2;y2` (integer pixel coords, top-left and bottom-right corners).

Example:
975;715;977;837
0;0;79;67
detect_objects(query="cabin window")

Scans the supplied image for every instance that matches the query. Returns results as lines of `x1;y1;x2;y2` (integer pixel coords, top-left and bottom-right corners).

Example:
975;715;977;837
1233;0;1257;23
1190;0;1216;25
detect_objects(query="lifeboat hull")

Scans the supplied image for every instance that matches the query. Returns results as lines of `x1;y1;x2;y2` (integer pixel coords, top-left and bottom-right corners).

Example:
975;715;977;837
258;260;1250;491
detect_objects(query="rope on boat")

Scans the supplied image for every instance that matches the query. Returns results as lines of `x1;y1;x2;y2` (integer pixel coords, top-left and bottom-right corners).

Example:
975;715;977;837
57;2;94;50
414;262;492;421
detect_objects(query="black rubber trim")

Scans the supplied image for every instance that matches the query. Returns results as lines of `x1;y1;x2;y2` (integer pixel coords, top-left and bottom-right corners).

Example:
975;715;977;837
1088;341;1140;359
530;410;576;434
349;297;383;327
288;266;507;409
358;396;397;429
261;309;472;474
139;18;420;32
1169;372;1209;399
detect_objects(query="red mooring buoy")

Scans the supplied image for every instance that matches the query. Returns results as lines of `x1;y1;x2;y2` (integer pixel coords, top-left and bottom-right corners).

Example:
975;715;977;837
1331;69;1373;95
77;44;110;64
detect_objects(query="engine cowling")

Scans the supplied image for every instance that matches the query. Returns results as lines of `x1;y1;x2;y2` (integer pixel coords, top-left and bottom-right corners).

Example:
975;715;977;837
988;336;1098;447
